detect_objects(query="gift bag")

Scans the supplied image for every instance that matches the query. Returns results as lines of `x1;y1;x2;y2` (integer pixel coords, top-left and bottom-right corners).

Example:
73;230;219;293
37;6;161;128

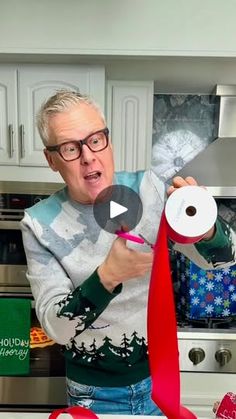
215;392;236;418
174;253;236;320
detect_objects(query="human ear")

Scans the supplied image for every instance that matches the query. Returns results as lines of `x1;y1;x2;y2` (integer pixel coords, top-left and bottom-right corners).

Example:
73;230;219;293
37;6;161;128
44;149;58;172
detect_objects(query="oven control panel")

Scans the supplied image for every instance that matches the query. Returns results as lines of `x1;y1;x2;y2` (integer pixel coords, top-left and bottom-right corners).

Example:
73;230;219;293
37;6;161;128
0;193;49;209
0;193;50;222
178;338;236;372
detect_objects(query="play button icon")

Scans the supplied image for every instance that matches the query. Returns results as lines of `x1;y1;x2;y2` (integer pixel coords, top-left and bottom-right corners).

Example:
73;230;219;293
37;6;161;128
110;201;128;219
93;184;143;234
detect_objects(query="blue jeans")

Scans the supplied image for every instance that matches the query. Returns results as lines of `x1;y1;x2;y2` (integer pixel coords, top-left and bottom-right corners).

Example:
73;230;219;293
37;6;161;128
66;376;163;415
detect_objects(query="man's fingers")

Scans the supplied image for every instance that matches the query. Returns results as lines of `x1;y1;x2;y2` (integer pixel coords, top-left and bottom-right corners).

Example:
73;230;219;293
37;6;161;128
167;185;175;196
115;236;127;246
185;176;198;185
167;176;200;196
172;176;198;187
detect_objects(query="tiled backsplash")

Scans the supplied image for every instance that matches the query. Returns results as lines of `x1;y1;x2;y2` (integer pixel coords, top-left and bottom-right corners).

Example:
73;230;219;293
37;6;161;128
151;94;220;182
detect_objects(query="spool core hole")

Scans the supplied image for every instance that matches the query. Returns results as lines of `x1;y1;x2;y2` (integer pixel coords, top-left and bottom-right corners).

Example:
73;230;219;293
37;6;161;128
186;206;196;216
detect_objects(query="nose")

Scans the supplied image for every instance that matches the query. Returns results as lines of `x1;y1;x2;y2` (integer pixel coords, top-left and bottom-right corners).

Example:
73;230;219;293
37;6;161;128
80;144;96;165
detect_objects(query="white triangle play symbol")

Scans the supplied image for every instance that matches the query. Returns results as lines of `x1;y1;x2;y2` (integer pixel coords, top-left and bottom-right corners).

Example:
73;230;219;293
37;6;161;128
110;200;128;219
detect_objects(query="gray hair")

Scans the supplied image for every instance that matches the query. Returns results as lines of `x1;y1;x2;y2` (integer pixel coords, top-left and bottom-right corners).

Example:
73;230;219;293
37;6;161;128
36;89;106;146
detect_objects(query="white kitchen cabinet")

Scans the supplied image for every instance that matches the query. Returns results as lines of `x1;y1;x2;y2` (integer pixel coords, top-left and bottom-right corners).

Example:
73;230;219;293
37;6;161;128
0;67;18;165
107;80;154;172
0;64;105;181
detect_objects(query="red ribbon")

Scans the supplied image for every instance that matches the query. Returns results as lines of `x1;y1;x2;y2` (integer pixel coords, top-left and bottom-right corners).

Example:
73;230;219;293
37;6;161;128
148;213;197;419
49;406;98;419
50;211;198;419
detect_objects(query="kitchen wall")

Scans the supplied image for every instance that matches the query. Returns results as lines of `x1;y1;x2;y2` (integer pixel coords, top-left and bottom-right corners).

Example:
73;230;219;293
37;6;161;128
1;0;236;56
1;0;236;94
1;1;236;176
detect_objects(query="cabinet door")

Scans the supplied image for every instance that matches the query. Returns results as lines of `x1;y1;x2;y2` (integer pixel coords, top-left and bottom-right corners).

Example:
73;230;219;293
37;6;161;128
0;67;18;164
18;65;105;167
107;81;154;172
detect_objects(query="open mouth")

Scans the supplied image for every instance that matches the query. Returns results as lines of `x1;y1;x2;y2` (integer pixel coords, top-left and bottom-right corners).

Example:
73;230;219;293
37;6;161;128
84;171;102;182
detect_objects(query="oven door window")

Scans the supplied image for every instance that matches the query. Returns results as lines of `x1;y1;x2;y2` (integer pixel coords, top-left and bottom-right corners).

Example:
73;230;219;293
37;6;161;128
0;229;26;265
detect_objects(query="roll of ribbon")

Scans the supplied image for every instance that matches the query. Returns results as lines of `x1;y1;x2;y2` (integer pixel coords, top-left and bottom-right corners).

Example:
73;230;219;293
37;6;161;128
165;186;217;244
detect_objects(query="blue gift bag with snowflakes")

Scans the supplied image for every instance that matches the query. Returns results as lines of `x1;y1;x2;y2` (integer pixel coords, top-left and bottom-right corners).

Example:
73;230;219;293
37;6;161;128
175;253;236;319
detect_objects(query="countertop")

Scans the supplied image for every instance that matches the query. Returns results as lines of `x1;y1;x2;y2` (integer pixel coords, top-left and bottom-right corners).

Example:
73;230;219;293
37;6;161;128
0;414;210;419
0;415;162;419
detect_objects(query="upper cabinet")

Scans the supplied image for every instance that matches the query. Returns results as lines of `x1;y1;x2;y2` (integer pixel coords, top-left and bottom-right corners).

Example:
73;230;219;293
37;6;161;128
0;68;18;165
0;64;105;176
107;81;154;172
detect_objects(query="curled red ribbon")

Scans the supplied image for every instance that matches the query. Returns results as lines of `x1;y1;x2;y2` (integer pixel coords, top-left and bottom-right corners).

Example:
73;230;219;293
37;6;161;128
148;213;197;419
49;406;98;419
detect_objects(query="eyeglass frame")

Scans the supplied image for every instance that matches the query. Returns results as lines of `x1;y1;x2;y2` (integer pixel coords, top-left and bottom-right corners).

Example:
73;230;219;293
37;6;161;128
45;127;110;162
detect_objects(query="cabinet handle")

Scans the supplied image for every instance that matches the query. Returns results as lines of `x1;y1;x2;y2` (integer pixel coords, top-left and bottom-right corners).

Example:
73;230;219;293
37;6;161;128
20;124;25;158
8;124;14;158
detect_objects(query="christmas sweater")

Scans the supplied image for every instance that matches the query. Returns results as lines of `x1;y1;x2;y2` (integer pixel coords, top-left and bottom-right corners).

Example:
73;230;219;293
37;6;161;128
20;170;236;386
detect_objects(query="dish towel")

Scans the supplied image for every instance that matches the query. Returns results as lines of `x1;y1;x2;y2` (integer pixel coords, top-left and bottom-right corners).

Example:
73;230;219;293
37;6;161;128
0;298;31;375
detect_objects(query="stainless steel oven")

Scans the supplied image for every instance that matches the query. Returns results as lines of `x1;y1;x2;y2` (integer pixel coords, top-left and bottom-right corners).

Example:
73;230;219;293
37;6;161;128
0;181;66;412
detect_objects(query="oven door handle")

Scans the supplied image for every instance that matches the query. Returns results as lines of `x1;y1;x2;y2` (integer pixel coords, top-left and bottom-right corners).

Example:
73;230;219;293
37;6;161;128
0;220;22;228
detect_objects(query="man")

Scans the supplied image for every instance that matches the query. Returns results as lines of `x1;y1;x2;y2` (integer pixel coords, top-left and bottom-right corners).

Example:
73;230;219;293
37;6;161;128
21;90;236;416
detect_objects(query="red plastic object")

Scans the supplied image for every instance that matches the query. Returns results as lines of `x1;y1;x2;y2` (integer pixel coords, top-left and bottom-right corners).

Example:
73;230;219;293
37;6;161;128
49;406;99;419
216;392;236;418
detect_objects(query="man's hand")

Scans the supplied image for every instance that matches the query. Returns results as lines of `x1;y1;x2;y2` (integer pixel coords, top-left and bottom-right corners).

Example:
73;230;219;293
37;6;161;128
98;237;153;292
167;176;216;241
167;175;198;196
213;401;220;414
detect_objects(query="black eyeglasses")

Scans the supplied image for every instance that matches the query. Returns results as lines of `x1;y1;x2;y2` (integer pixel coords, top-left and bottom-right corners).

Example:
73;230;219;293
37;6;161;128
46;127;109;162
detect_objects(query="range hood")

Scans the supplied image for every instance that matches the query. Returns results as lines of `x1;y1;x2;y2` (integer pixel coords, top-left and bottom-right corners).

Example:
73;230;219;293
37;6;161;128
176;85;236;197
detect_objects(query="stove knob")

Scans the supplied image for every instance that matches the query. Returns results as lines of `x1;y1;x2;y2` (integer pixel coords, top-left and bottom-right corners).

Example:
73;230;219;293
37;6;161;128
215;349;232;366
188;348;205;365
